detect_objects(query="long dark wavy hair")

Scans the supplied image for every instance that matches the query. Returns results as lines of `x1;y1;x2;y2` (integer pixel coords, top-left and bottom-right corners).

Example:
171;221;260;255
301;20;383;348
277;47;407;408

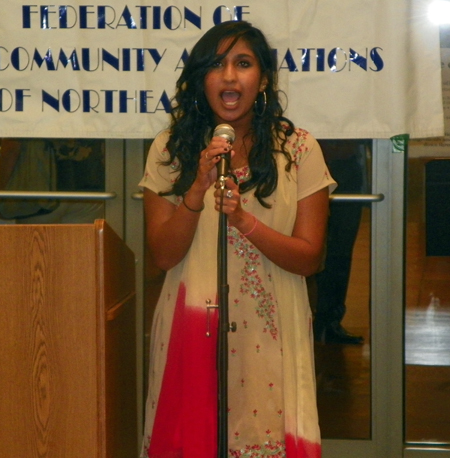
162;20;294;208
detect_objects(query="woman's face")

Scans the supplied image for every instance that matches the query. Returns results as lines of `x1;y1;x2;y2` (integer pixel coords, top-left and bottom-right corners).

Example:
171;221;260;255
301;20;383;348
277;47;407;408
204;38;267;130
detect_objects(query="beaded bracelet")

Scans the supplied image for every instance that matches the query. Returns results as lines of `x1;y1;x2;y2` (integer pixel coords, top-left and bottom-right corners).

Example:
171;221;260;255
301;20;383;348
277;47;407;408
182;199;205;213
242;215;258;237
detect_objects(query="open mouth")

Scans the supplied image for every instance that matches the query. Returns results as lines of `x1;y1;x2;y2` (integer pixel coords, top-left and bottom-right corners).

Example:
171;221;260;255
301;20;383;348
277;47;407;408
221;91;240;107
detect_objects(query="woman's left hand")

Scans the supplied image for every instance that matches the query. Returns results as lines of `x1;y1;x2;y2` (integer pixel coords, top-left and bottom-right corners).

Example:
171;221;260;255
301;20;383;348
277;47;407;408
214;177;257;237
214;177;241;220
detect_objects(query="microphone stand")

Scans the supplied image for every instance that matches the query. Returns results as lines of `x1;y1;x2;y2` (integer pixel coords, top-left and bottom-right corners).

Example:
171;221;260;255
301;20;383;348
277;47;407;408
216;169;236;458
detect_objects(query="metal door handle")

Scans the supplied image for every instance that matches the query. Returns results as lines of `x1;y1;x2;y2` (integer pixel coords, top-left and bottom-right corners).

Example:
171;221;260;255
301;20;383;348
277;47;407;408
131;192;143;201
0;191;117;201
330;193;384;202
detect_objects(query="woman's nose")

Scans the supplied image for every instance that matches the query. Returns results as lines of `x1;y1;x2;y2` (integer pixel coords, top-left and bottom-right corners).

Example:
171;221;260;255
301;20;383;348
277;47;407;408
222;63;236;81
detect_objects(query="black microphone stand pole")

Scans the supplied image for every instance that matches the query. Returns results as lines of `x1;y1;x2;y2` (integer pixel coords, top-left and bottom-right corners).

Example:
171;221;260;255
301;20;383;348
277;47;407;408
216;168;236;458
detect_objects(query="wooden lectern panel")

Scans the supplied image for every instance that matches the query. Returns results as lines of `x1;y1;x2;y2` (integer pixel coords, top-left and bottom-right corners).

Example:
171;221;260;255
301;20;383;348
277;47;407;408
0;220;137;458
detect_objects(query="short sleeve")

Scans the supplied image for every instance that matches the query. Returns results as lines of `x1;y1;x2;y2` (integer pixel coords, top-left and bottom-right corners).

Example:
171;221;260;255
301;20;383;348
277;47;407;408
138;130;180;205
288;129;337;201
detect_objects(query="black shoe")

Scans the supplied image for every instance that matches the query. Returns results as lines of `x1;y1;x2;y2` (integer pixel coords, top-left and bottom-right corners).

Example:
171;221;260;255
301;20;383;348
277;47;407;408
314;323;364;345
326;325;364;345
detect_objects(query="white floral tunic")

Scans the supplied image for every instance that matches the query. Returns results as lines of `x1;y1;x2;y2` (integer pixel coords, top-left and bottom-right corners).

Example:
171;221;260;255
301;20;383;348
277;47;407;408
139;127;336;458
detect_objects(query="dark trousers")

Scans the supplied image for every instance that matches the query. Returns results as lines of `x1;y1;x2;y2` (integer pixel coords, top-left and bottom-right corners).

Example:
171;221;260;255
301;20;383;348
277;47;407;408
314;154;364;329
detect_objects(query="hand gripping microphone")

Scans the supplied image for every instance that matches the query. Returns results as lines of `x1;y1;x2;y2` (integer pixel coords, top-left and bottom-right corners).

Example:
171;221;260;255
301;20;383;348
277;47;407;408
213;123;235;181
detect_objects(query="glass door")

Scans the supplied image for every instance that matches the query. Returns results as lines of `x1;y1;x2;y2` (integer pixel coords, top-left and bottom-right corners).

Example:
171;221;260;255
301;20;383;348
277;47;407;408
0;138;111;225
402;25;450;458
320;138;406;458
312;139;373;441
404;152;450;457
322;137;450;458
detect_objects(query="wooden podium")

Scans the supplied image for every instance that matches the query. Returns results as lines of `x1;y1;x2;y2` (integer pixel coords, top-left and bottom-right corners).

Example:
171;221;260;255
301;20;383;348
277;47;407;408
0;220;137;458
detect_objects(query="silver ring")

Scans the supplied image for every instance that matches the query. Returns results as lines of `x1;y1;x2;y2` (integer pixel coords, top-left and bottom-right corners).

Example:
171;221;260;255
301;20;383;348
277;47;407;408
226;190;233;198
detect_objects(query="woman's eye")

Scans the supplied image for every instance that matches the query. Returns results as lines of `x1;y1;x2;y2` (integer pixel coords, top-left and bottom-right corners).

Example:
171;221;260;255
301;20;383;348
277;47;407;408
238;60;251;68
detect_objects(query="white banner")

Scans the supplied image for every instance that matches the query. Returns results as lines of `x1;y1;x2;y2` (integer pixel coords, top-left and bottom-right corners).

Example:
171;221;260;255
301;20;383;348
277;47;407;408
0;0;445;139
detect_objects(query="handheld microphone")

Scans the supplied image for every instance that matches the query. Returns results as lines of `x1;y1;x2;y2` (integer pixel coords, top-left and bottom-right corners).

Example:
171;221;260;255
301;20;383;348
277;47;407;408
213;124;235;180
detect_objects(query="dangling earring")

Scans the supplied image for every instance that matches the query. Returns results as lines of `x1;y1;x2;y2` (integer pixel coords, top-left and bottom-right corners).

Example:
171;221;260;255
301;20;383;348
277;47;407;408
194;97;205;116
254;91;267;117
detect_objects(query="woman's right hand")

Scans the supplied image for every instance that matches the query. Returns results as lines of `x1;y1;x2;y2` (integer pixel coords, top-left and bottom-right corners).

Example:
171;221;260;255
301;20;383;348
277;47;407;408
194;136;233;190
